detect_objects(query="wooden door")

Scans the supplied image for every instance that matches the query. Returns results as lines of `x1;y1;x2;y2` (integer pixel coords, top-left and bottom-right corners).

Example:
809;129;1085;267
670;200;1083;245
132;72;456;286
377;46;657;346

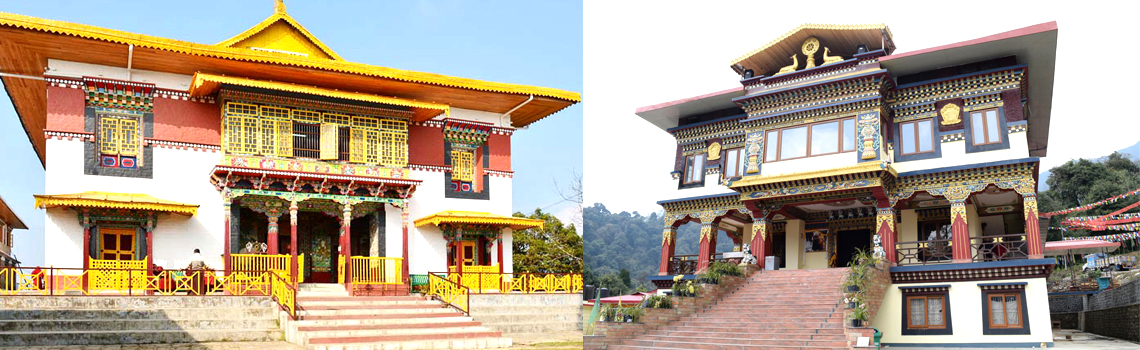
460;241;477;266
100;228;136;261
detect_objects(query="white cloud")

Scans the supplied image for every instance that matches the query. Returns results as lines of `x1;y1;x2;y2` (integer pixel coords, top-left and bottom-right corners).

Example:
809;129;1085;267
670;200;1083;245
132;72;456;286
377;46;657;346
584;0;1140;214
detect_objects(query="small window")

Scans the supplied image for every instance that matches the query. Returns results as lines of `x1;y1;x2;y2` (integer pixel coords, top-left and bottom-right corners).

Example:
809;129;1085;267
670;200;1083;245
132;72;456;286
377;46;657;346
907;295;946;329
763;117;856;162
970;109;1002;146
723;148;746;178
683;154;704;184
842;118;856;152
765;130;779;162
987;293;1022;328
810;121;840;155
899;119;935;155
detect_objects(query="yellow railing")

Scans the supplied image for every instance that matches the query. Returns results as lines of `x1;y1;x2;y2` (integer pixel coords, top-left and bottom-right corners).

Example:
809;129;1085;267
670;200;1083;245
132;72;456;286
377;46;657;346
269;270;296;317
350;257;402;285
448;265;503;292
231;253;305;283
89;258;146;290
428;272;469;314
337;254;345;284
442;267;584;294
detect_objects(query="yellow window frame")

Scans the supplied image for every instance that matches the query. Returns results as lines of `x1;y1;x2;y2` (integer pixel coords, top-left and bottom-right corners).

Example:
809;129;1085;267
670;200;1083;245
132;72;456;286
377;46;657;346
98;117;121;155
451;149;475;182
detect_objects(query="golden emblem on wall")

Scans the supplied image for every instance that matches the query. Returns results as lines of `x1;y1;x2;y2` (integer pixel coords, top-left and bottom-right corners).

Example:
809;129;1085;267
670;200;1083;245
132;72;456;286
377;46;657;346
802;37;820;69
940;103;962;125
707;142;722;160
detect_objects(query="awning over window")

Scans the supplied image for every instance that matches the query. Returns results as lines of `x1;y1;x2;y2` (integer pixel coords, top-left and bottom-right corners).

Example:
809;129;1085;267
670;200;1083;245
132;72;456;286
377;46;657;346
34;192;198;216
188;72;450;121
414;211;543;230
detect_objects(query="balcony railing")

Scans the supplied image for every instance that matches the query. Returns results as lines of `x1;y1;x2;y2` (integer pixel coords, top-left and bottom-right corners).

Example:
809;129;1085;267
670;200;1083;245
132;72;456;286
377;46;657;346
895;234;1029;266
895;239;953;266
667;253;743;275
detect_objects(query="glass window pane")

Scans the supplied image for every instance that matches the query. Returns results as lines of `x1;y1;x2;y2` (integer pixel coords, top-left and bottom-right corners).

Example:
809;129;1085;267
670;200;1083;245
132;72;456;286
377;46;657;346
986;110;1001;143
843;119;855;152
909;298;926;326
810;122;840;155
901;122;916;154
738;150;747;175
927;297;943;326
685;157;694;183
766;131;779;161
780;127;808;159
972;112;986;144
918;120;933;152
1005;295;1019;325
990;296;1005;325
725;149;738;177
694;154;704;181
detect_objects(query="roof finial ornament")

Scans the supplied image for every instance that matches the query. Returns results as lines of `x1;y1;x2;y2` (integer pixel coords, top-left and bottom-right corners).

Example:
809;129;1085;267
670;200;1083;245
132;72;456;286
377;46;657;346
274;0;287;14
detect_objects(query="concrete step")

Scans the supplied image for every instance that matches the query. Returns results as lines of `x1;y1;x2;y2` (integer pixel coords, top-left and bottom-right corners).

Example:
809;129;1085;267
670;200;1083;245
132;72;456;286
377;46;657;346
308;336;511;350
0;328;283;346
613;340;846;350
634;335;847;347
468;305;580;315
0;296;274;309
298;306;455;317
0;318;278;332
299;311;469;322
645;330;847;340
295;326;499;343
471;312;579;324
0;307;277;320
479;320;580;333
290;315;473;327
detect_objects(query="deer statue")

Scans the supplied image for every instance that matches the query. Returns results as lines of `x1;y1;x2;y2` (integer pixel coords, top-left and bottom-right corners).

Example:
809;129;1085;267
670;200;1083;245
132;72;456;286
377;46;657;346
776;54;798;75
822;47;844;66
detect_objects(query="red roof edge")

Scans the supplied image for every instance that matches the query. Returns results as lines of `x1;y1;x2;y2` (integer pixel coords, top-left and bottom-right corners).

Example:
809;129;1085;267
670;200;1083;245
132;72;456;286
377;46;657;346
635;86;741;114
880;21;1058;62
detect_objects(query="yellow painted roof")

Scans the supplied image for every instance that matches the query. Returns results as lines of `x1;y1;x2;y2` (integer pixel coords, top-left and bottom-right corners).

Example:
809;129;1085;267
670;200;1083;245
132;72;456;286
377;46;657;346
730;162;896;188
216;1;343;60
414;211;544;230
34;192;198;216
0;12;580;103
189;72;449;121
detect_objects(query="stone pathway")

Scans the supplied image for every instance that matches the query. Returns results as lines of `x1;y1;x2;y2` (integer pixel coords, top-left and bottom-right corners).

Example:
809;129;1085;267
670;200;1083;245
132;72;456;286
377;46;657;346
1053;329;1140;349
506;330;583;350
0;342;305;350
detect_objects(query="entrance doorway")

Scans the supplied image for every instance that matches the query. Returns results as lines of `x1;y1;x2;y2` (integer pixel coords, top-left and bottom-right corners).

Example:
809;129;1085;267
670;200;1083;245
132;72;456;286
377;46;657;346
834;229;872;267
100;227;136;260
297;212;339;283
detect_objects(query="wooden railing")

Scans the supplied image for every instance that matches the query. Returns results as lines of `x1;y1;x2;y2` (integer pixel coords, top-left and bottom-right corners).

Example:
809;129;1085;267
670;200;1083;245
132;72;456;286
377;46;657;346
428;272;469;314
971;234;1028;262
268;270;297;319
895;239;953;266
350;257;403;285
434;270;583;294
231;253;304;283
337;254;345;284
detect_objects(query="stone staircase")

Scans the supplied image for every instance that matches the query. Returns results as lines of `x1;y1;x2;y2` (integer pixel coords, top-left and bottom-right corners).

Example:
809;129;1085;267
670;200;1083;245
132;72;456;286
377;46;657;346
611;268;851;350
282;283;512;350
0;295;282;346
470;294;582;335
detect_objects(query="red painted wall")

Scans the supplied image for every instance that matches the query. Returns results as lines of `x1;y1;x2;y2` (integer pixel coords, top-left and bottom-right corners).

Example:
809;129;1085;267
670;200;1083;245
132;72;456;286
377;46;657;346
487;133;511;171
152;97;220;145
45;86;85;133
408;124;445;166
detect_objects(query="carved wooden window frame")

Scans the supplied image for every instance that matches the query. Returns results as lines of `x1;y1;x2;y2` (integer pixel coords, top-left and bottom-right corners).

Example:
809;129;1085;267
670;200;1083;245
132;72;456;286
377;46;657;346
762;117;855;163
683;154;704;184
898;118;936;156
969;108;1003;146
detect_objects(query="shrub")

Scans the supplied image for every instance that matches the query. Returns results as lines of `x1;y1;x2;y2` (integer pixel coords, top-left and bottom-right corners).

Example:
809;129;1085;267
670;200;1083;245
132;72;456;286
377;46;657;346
646;294;673;309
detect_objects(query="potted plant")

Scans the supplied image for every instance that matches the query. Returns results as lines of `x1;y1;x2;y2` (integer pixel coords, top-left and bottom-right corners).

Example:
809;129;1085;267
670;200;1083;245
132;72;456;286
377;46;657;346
845;296;859;309
851;303;869;327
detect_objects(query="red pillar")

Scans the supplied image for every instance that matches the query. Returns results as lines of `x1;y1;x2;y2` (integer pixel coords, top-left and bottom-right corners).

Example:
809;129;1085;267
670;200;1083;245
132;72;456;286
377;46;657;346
497;237;504;274
267;210;279;255
696;224;713;273
341;204;352;289
876;207;897;264
751;218;768;269
1024;194;1044;259
223;201;232;274
950;200;971;262
82;214;91;292
289;201;298;284
401;207;410;285
659;227;677;275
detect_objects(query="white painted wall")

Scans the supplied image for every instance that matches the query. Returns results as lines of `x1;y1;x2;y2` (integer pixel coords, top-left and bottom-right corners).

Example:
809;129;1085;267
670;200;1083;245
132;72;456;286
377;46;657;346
892;133;1030;174
874;278;1052;346
444;107;514;129
43;138;227;270
47;59;193;91
761;152;855;177
403;169;514;275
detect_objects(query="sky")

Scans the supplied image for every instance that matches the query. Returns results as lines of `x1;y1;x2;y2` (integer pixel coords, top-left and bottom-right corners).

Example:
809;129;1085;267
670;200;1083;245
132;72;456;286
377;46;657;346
583;0;1140;215
0;0;582;267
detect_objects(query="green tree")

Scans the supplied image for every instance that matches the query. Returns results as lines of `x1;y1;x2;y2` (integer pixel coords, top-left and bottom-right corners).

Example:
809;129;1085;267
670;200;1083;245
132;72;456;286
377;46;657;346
1040;152;1140;241
512;208;582;273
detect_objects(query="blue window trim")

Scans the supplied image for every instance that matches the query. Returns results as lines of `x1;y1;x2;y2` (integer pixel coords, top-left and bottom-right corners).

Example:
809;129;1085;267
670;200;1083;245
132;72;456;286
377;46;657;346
964;106;1011;153
894;117;942;162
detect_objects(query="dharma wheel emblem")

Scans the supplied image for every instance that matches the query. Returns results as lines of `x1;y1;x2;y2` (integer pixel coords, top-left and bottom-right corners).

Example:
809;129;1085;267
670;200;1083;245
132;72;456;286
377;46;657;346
940;103;962;125
802;37;820;69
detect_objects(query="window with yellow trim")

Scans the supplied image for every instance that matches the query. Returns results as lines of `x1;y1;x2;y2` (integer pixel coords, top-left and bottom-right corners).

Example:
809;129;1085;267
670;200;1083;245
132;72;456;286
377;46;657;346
96;109;142;168
451;149;475;182
221;102;407;167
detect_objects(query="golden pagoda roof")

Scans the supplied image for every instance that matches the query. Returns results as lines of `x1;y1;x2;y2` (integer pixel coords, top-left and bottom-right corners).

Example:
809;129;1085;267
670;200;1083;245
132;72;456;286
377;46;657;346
216;0;343;60
189;73;450;121
729;24;894;76
414;211;544;230
730;161;897;188
34;192;199;216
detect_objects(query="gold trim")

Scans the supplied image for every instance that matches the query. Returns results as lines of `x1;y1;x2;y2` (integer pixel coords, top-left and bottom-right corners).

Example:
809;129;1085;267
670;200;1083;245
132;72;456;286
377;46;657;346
414;210;544;230
0;12;580;103
34;192;198;216
730;23;892;66
731;162;896;188
215;11;344;61
191;73;449;119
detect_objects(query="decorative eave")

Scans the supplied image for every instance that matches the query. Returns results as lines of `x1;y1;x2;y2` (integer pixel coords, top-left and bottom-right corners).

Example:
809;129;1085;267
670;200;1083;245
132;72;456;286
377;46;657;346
731;162;896;202
211;165;422;187
890;259;1055;284
34;192;198;216
215;2;344;61
729;24;895;76
190;73;449;121
414;211;544;231
733;69;891;120
0;195;28;230
657;192;748;218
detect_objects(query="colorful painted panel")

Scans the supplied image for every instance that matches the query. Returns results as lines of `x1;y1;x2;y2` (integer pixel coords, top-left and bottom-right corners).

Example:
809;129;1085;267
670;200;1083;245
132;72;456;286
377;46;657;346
223;155;410;179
